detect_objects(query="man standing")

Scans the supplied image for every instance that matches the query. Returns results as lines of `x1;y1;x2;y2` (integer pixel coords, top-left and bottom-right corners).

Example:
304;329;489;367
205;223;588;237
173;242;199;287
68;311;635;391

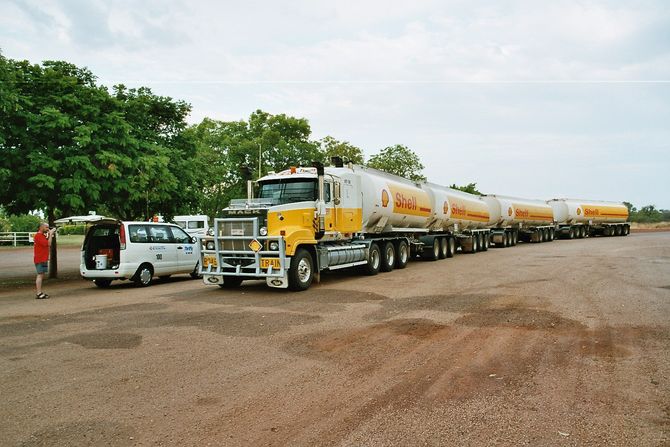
34;222;56;299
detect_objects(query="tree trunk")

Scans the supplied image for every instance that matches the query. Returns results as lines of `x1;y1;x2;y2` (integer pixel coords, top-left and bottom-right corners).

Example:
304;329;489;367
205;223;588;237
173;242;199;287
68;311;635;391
48;211;58;279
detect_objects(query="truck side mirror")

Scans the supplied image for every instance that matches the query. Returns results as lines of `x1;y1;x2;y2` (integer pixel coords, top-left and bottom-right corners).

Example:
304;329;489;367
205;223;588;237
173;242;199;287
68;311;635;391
334;182;341;205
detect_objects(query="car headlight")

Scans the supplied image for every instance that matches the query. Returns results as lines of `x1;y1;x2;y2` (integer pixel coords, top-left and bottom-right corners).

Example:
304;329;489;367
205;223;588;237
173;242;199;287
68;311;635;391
269;241;279;251
206;241;215;250
259;227;268;236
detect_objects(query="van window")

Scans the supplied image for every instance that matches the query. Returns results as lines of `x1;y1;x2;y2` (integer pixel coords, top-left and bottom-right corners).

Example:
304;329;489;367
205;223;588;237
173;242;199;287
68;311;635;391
187;221;205;229
174;220;186;228
148;225;172;243
129;225;149;243
171;226;191;244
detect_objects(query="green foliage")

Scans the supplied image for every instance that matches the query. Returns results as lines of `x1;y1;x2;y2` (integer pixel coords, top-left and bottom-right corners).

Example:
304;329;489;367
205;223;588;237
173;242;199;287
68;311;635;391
367;144;426;182
189;111;325;217
320;136;364;165
450;183;482;195
7;214;42;232
0;56;199;223
629;204;669;223
57;224;87;235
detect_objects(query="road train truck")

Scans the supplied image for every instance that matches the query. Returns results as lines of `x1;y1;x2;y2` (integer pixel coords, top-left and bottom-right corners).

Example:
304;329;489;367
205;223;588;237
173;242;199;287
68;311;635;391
199;162;493;291
482;195;556;245
547;199;630;238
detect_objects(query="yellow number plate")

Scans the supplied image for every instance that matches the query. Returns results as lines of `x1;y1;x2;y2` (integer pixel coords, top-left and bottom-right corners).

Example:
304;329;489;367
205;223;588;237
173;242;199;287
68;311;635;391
202;255;218;268
260;258;281;269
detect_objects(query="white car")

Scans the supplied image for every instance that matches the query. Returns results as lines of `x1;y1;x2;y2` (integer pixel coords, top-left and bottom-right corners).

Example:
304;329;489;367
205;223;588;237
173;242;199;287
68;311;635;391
172;214;211;237
56;215;200;288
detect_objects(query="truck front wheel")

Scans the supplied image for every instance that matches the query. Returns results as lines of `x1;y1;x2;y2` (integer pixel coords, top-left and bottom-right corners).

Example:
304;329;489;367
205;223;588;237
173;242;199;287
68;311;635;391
288;249;314;291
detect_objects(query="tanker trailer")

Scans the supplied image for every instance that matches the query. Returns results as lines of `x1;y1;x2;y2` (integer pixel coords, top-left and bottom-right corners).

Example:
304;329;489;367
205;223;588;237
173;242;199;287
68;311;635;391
547;199;630;238
199;161;457;292
423;183;492;254
482;195;556;245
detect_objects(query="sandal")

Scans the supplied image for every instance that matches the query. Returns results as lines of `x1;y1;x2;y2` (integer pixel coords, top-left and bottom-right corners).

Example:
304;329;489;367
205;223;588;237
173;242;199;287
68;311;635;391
36;293;49;299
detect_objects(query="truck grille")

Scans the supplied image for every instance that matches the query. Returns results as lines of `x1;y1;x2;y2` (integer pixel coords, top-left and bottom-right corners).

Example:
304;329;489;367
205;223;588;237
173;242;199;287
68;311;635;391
220;220;255;251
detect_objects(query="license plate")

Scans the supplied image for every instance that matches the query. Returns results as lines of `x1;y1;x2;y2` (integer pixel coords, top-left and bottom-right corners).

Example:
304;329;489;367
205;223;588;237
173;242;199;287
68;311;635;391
203;255;218;268
260;258;281;270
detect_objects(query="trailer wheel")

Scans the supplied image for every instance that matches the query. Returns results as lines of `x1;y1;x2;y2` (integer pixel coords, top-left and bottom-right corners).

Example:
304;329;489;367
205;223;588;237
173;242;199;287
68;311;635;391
219;277;244;289
471;234;479;253
423;238;440;260
446;237;455;258
615;225;622;236
482;233;489;251
380;241;396;272
438;238;448;259
549;228;555;241
512;231;518;246
623;225;630;236
395;240;409;269
288;248;314;291
568;227;575;239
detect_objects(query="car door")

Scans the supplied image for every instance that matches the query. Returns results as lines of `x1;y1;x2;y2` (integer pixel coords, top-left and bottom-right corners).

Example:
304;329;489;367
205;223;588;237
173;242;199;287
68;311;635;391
147;224;179;274
169;225;197;272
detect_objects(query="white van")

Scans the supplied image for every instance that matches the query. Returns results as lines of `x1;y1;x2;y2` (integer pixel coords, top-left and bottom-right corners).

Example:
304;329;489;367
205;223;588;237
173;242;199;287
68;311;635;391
173;215;210;237
55;216;200;288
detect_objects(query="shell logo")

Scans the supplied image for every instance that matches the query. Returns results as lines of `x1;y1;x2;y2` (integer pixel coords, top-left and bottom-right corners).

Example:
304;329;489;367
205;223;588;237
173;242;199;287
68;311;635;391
381;190;390;207
443;201;449;215
577;208;582;216
508;207;513;216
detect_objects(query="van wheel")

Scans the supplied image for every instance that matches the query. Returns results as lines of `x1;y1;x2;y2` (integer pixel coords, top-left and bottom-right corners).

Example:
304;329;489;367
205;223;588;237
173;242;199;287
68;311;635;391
288;248;314;291
219;277;243;288
94;279;112;288
190;262;201;279
380;241;395;272
133;264;154;287
395;240;409;269
363;243;381;275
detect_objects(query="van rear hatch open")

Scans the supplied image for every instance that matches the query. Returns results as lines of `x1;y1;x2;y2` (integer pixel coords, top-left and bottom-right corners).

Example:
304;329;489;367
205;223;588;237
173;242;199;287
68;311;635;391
55;216;122;270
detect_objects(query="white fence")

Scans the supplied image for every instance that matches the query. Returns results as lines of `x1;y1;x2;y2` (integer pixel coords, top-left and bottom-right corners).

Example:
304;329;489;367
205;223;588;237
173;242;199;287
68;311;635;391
0;232;34;246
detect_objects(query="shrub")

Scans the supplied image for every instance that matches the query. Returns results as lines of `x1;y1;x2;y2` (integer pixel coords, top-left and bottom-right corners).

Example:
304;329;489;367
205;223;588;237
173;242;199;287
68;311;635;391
8;214;42;233
58;225;87;235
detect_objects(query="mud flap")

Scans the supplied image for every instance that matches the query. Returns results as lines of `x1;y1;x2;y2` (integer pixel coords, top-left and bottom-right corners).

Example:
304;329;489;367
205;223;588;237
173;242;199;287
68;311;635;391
267;273;289;289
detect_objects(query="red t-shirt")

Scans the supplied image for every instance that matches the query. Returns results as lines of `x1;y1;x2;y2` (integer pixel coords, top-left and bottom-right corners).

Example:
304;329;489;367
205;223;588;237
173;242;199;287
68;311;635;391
33;232;50;264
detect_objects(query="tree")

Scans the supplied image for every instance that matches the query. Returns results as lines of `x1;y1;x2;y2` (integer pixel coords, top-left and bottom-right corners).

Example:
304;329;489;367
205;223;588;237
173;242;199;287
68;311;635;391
189;110;325;216
319;136;364;165
450;183;482;195
623;201;636;214
366;144;426;182
0;56;199;276
98;85;199;221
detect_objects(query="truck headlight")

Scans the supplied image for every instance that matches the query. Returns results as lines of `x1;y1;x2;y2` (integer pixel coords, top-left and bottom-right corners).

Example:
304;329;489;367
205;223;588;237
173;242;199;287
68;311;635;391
269;241;279;251
206;241;215;250
259;226;268;236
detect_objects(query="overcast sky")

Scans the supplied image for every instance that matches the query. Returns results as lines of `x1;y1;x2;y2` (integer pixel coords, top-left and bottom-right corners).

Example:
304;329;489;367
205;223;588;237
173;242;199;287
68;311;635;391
2;0;669;208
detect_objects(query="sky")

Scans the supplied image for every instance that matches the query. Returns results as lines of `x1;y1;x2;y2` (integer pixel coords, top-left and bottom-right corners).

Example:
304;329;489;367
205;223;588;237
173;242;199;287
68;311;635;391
1;0;669;208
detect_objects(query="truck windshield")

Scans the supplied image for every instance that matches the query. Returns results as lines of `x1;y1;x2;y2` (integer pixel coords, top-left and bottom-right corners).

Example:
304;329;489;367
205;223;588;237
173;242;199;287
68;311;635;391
258;179;317;204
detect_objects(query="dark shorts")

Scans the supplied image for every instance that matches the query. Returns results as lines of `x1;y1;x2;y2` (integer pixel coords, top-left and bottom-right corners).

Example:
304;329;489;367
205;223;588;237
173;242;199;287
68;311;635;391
35;262;49;274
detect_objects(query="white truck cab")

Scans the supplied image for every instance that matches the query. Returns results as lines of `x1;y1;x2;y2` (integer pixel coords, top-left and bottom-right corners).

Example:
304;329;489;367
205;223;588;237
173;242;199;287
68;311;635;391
56;215;200;288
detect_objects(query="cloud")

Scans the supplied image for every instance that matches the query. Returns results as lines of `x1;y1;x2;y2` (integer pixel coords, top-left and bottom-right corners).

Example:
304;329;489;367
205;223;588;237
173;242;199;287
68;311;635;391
1;0;669;207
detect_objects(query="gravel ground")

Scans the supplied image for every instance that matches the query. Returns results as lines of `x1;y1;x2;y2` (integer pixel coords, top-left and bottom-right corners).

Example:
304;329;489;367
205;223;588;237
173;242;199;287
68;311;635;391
0;232;668;446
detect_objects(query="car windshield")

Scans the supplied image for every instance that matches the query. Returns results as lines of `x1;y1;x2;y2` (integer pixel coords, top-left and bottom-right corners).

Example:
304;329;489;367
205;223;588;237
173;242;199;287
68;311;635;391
258;179;318;204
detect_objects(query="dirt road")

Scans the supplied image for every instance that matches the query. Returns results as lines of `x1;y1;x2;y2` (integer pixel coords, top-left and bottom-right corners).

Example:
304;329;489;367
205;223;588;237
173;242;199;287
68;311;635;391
1;233;668;446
